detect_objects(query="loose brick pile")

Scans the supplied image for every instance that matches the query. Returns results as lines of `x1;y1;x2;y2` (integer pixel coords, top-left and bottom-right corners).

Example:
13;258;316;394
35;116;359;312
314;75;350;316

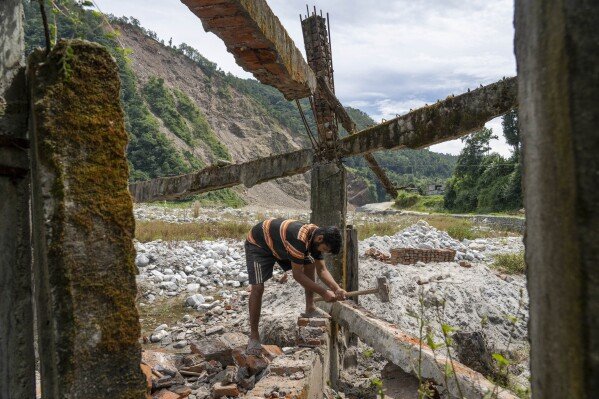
389;248;456;265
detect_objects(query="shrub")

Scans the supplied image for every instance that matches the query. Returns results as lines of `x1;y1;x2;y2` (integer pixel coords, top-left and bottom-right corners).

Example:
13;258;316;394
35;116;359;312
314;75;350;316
492;252;526;274
395;190;421;208
445;221;476;241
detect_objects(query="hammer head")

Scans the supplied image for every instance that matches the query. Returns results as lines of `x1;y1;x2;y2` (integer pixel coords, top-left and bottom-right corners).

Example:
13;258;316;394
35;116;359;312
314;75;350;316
377;277;391;302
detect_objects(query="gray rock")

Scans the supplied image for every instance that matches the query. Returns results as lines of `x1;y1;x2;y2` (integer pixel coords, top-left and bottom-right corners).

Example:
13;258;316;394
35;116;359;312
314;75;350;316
135;253;150;268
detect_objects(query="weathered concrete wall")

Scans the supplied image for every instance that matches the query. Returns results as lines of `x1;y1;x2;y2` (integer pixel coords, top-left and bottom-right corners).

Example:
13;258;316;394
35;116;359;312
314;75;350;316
0;1;35;398
515;1;599;397
323;301;518;399
29;40;146;398
338;77;517;157
129;148;313;202
181;0;316;100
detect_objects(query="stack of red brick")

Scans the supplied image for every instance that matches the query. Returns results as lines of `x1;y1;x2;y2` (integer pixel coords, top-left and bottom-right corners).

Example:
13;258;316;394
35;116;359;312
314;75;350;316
296;317;330;347
389;247;456;265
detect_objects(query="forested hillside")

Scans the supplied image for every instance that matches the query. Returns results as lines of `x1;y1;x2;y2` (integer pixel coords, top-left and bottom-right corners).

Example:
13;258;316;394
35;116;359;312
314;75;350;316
23;0;457;206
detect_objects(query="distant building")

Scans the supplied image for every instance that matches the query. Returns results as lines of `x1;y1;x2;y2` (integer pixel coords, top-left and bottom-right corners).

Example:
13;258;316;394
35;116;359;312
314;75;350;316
426;183;445;196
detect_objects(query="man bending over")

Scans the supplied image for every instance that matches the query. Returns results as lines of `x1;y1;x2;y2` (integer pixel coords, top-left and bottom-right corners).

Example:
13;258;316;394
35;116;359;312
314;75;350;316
245;218;347;355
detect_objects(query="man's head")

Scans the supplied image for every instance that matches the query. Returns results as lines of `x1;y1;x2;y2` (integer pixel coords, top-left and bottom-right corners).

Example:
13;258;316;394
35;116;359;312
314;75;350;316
311;226;342;255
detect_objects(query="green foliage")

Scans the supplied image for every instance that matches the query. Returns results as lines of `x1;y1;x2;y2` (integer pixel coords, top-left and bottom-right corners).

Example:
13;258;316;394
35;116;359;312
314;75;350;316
444;121;523;213
194;189;246;208
362;348;375;358
395;190;421;208
491;252;526;274
173;89;230;161
143;77;195;146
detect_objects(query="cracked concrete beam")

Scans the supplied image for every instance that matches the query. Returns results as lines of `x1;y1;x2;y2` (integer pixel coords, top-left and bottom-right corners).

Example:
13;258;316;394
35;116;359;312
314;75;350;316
129;148;313;202
337;77;517;157
181;0;316;100
322;301;518;399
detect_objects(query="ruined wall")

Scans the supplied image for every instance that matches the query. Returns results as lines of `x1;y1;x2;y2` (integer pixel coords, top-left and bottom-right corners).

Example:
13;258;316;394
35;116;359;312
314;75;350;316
515;1;599;397
0;1;35;398
29;40;146;398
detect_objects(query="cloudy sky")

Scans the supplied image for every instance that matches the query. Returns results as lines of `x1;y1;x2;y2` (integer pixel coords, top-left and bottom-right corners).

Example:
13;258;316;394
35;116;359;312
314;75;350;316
94;0;517;156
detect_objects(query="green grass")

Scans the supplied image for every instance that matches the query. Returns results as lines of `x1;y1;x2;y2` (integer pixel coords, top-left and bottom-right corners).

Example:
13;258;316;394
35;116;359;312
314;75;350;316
394;192;447;213
135;220;252;242
491;251;526;274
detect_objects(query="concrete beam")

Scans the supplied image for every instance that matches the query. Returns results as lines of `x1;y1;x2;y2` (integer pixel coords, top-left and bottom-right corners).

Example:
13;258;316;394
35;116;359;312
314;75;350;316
129;148;313;202
181;0;316;100
29;40;146;398
337;77;517;157
322;301;518;399
515;1;599;397
130;78;515;202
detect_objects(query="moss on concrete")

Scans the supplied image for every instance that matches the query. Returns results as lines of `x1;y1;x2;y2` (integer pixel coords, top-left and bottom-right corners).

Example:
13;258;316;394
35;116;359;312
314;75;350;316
30;39;146;398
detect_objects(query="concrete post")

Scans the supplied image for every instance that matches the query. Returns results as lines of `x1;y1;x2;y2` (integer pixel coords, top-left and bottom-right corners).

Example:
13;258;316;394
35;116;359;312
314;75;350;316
0;1;35;398
28;40;147;398
310;160;346;389
310;161;347;282
515;1;599;397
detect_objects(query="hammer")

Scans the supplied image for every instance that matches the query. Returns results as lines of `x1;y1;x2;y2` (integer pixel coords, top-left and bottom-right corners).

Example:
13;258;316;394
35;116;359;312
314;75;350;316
314;277;390;303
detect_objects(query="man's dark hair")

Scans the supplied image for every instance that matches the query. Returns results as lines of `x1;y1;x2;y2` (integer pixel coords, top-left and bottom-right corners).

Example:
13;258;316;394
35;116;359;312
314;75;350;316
315;226;342;255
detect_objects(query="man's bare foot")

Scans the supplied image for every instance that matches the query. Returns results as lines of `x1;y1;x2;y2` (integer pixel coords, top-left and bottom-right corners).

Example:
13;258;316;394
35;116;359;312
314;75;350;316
246;338;263;356
301;307;331;319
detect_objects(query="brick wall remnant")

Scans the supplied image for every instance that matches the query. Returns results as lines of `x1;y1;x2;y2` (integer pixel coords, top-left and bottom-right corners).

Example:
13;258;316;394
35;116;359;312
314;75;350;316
390;248;456;265
29;40;146;398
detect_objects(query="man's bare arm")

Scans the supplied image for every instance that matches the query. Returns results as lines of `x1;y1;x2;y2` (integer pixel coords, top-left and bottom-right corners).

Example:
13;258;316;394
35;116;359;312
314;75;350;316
314;259;341;291
291;263;329;296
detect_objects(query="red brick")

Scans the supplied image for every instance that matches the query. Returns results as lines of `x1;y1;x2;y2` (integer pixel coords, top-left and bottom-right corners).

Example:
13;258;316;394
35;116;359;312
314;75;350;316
261;344;283;360
213;382;240;397
153;389;179;399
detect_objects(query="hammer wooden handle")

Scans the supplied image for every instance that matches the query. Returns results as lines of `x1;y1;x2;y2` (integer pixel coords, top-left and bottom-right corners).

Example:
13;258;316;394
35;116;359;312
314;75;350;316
314;287;378;302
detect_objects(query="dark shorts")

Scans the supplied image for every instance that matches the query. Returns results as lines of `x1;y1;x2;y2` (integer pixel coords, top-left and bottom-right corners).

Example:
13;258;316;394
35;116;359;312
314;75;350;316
245;241;292;285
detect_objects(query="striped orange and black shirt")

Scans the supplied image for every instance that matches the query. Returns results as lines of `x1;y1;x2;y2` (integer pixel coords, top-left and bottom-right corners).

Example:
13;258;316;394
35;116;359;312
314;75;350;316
246;218;324;265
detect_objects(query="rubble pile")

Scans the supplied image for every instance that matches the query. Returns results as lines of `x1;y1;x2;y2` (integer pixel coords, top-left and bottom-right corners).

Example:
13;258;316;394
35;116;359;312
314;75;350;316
141;332;288;399
135;240;252;302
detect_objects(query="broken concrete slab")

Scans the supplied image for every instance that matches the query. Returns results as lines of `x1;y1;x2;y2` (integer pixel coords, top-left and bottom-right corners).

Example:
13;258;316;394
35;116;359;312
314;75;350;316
190;332;248;366
322;300;518;399
181;0;316;100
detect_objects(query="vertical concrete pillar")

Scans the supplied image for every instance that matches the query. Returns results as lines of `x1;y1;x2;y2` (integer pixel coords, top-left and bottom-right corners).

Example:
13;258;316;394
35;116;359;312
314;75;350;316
310;161;347;282
0;1;35;398
310;160;346;389
515;1;599;398
29;40;146;398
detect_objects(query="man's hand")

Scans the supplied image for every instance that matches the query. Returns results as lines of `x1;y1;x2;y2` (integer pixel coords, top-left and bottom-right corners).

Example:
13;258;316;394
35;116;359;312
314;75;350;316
322;290;337;303
334;288;347;300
